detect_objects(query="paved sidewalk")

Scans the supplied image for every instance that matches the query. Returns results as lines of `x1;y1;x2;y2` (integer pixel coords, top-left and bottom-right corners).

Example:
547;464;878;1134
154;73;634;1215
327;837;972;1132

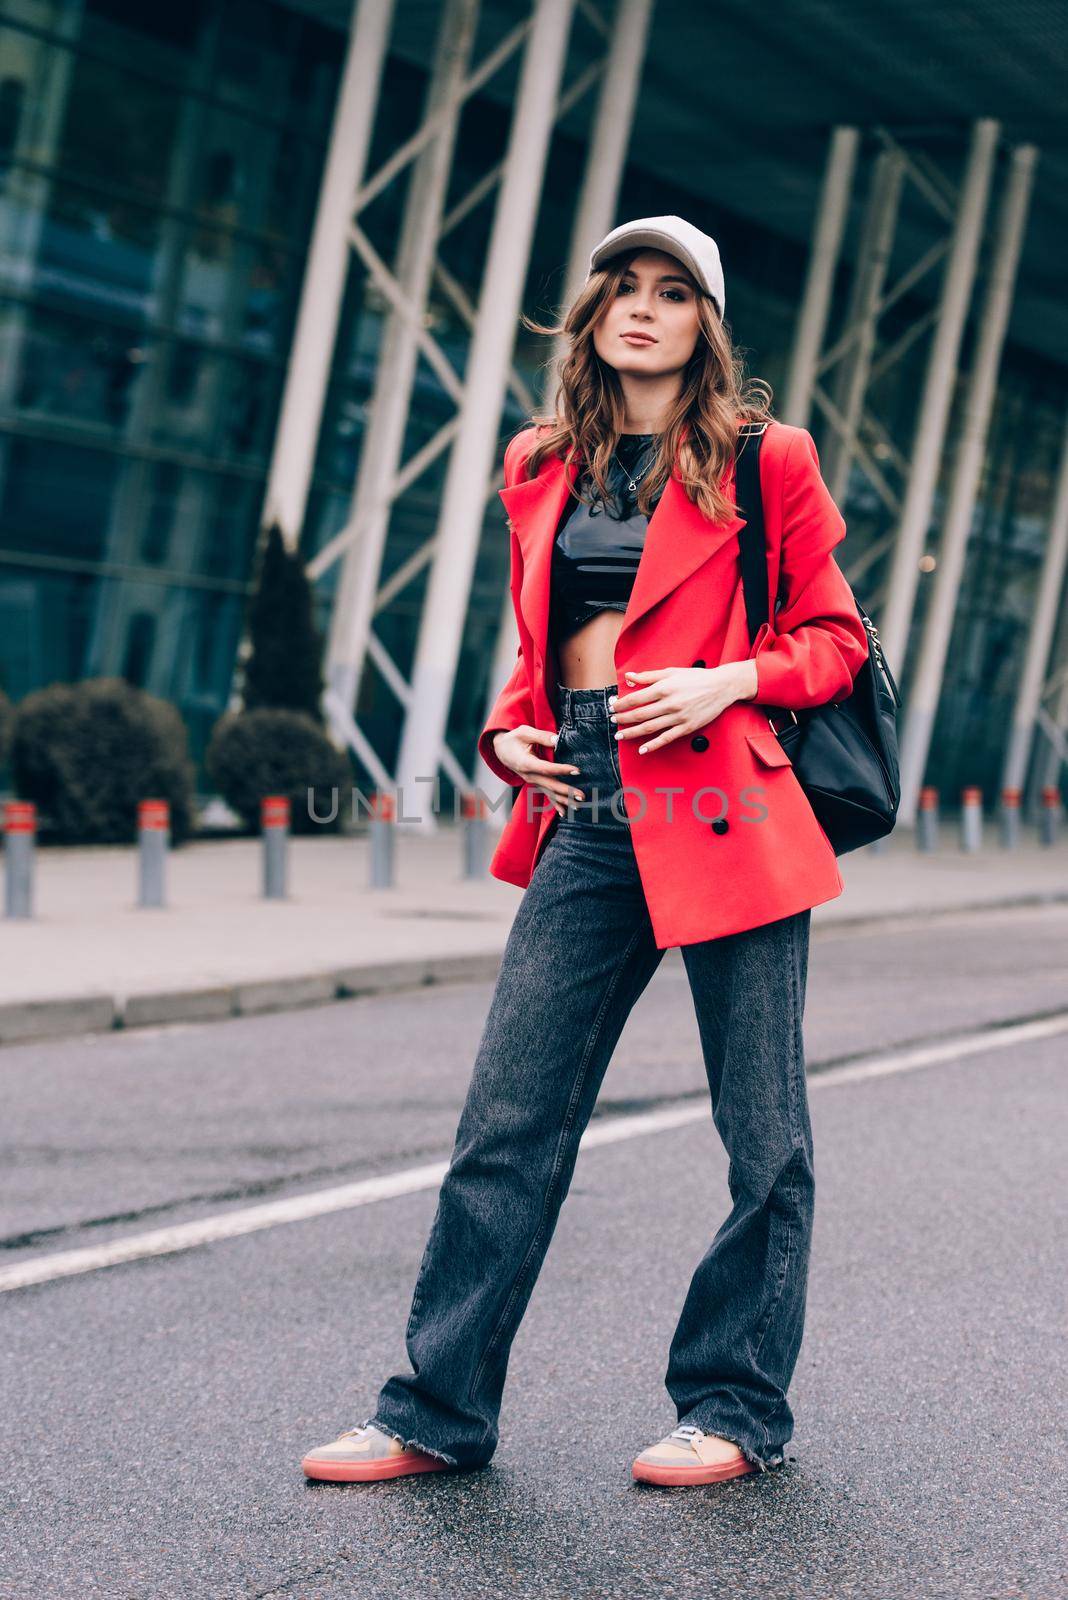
0;820;1065;1044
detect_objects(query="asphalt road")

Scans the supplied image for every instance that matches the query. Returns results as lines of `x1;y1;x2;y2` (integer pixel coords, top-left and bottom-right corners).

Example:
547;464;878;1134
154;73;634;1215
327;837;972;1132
2;903;1066;1600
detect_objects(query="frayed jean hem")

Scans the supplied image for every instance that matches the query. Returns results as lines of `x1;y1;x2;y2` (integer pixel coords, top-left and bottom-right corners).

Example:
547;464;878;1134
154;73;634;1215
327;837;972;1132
359;1415;460;1470
677;1414;786;1475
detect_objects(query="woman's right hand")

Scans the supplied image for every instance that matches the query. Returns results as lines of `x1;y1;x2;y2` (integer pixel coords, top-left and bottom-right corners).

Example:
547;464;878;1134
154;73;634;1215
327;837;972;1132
491;727;585;818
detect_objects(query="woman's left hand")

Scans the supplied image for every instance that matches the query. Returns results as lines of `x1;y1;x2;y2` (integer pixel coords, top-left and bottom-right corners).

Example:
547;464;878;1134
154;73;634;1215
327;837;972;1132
609;663;758;754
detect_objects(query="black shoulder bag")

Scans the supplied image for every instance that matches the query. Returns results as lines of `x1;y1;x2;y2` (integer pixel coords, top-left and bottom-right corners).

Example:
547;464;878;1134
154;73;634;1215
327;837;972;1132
733;424;903;855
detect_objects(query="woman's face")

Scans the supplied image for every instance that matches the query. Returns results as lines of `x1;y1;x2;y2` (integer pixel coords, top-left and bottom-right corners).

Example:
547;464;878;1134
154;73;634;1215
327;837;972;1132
592;248;703;380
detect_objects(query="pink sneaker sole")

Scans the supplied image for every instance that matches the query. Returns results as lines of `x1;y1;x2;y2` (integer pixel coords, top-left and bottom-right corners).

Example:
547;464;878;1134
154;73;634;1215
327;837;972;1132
632;1452;759;1487
302;1449;452;1483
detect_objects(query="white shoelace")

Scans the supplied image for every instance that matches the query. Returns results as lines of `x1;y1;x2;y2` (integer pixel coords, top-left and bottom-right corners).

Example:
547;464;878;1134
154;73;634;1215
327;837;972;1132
669;1424;706;1447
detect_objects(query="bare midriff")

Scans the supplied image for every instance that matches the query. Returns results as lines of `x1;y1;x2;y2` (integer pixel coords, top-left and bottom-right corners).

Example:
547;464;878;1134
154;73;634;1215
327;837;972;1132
555;607;625;690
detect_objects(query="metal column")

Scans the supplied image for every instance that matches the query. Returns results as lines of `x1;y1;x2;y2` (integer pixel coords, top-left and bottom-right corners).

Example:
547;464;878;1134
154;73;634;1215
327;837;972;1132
878;118;1000;674
823;148;905;507
1003;410;1068;795
259;0;395;546
897;144;1038;825
323;0;480;720
549;0;656;384
1036;602;1068;800
394;0;577;831
782;127;860;428
481;0;653;814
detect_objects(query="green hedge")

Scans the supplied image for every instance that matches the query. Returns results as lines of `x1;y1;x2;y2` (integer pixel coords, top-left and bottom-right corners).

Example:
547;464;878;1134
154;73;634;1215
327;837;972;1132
205;708;350;834
11;677;197;844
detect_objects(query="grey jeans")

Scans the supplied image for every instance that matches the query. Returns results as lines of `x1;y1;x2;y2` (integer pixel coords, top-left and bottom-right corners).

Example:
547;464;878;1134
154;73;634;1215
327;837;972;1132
362;683;814;1472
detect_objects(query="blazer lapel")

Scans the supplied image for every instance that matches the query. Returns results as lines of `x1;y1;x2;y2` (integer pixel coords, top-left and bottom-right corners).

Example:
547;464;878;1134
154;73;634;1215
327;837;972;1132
498;442;746;666
616;470;745;653
498;453;576;658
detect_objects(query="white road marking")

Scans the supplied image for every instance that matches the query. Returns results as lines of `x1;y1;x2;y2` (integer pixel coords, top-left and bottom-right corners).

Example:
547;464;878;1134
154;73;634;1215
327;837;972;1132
3;1011;1066;1293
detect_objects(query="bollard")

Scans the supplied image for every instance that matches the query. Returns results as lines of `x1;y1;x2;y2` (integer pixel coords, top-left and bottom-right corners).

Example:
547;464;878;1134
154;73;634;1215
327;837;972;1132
999;787;1021;851
1040;785;1061;848
138;798;169;907
959;786;983;853
369;789;395;888
461;792;490;879
4;801;36;919
917;786;939;852
261;795;290;899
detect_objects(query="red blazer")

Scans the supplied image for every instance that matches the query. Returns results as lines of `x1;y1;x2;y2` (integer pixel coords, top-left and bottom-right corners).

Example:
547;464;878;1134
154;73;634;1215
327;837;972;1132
477;418;869;947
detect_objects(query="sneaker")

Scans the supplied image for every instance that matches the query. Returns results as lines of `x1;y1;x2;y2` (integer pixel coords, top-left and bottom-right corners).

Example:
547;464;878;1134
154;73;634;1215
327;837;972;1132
632;1423;760;1486
301;1422;453;1483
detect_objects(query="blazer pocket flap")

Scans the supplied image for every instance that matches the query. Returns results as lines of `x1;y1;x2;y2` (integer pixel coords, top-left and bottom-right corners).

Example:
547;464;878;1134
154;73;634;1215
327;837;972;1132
745;730;793;768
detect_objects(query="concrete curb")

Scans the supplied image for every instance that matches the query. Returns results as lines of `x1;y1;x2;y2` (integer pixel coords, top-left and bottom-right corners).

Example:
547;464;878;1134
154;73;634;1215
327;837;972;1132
1;892;1065;1050
0;951;510;1048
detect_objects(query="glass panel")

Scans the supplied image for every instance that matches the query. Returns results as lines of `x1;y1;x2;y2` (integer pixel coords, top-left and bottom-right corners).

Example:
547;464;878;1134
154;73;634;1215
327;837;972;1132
200;473;258;581
139;460;180;564
0;566;100;694
9;301;148;429
175;225;291;353
121;607;155;686
53;52;183;213
80;0;204;85
32;181;164;320
0;436;119;560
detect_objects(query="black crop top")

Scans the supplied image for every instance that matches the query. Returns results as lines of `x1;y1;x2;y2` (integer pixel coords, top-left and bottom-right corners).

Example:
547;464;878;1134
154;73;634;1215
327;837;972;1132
550;433;665;643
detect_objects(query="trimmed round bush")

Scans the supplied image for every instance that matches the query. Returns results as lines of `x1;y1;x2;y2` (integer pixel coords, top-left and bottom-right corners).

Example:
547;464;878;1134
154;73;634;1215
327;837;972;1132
11;677;197;844
205;709;350;835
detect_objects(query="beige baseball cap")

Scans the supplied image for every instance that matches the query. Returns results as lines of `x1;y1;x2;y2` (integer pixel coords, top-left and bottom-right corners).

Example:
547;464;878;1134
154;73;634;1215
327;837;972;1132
587;214;725;317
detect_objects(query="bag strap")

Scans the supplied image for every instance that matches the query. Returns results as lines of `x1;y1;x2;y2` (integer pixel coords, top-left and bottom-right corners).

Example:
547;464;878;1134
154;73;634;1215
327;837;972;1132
733;423;771;646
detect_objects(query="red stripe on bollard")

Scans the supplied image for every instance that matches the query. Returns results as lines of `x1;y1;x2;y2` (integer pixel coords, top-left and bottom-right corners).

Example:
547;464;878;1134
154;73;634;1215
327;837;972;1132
1040;787;1061;808
4;801;37;834
371;791;395;822
1000;788;1021;808
138;799;170;830
960;787;982;805
918;787;939;811
461;793;487;820
261;795;291;828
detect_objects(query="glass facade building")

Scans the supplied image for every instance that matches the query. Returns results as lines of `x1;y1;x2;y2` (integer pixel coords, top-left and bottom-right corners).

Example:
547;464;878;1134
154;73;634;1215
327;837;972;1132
0;0;340;759
1;0;1065;804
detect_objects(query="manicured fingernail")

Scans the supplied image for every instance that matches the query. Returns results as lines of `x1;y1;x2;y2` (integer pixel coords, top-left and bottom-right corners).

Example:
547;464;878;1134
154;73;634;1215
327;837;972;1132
638;745;648;754
614;731;623;740
609;714;617;723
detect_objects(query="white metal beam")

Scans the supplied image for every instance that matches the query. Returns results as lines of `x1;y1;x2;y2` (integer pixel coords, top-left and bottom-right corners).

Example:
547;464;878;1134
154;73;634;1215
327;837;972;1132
1003;409;1068;796
550;0;656;387
878;117;1000;674
393;0;577;832
822;148;905;506
322;0;480;728
479;0;654;822
782;126;860;428
897;144;1038;823
259;0;395;546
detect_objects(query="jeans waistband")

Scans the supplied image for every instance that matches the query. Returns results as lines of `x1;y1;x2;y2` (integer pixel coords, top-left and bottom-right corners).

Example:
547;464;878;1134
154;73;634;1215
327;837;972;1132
557;681;619;722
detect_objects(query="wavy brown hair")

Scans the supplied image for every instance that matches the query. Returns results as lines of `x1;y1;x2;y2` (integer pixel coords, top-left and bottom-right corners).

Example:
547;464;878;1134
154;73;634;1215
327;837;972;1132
517;248;774;524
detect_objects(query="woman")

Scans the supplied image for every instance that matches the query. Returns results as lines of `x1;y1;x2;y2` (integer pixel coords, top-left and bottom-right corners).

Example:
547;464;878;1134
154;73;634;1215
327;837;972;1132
302;214;869;1488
